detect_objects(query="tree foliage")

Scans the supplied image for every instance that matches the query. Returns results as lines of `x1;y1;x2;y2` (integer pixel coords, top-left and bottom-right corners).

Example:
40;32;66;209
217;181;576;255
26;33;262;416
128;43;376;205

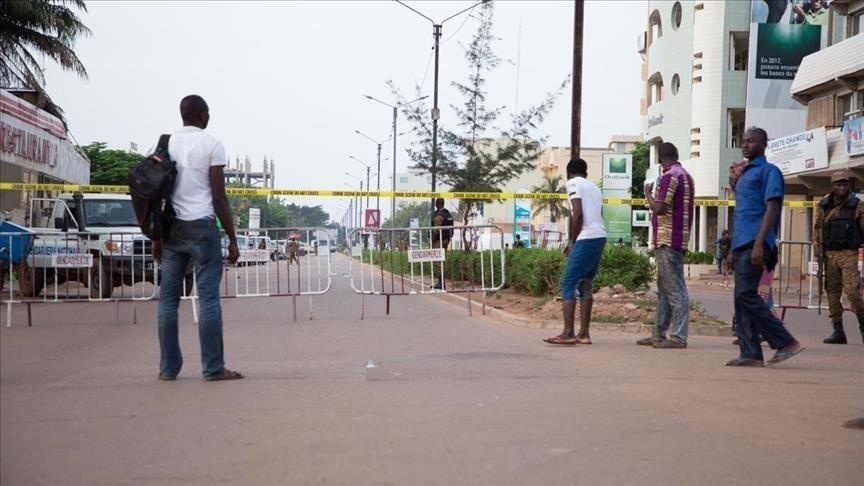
226;186;330;230
530;175;570;223
391;1;567;250
0;0;91;122
629;141;649;198
79;142;142;186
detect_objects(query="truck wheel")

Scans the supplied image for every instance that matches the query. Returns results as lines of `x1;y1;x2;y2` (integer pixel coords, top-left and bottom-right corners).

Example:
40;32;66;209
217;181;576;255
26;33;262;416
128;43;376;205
17;263;44;297
89;265;113;299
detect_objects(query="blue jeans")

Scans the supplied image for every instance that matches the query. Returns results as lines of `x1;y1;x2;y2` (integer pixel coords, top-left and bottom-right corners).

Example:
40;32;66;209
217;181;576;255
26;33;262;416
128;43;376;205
157;218;226;378
654;246;689;343
733;247;796;361
561;238;606;300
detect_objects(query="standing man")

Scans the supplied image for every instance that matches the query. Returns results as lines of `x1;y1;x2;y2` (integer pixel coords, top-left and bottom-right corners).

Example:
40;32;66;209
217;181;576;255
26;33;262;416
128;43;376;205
513;234;526;248
813;170;864;344
637;142;695;349
544;158;606;345
716;229;731;275
431;198;453;289
725;127;803;367
153;94;243;382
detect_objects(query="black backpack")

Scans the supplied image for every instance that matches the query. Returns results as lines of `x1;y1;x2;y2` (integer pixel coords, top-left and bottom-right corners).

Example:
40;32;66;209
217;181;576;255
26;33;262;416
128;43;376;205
129;134;177;240
433;207;454;239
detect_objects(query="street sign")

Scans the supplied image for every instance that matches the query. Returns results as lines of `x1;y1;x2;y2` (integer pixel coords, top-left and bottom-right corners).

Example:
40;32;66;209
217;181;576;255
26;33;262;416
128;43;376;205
365;209;380;228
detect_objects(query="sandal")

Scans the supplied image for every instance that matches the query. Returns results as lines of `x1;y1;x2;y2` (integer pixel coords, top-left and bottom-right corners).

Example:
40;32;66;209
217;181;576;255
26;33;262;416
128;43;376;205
725;358;765;367
543;335;577;345
767;342;804;365
205;368;244;381
574;336;592;345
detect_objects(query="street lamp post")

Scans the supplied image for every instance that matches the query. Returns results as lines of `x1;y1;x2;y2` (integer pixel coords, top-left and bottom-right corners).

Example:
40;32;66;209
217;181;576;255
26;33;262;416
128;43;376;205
396;1;485;203
354;130;393;212
348;157;372;208
363;94;428;225
345;173;365;228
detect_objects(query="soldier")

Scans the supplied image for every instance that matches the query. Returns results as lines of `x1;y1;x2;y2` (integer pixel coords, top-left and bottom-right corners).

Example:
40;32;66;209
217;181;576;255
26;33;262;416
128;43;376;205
813;169;864;344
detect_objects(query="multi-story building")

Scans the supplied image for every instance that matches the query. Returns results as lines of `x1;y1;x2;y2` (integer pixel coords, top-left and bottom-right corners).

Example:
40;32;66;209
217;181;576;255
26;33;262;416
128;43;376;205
640;0;861;252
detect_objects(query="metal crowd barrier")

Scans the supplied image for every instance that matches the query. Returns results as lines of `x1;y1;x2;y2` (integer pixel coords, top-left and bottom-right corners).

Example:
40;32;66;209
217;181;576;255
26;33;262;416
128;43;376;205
774;240;864;319
346;224;506;317
1;226;158;327
217;227;332;321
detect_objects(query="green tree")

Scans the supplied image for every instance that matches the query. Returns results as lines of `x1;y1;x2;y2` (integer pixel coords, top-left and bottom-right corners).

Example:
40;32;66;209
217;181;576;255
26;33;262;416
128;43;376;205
79;142;142;185
0;0;91;122
392;1;567;250
530;175;570;223
629;141;649;198
227;184;330;230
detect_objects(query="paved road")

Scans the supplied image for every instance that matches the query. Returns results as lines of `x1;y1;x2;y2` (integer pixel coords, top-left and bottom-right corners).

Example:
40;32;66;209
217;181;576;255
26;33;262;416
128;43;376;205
2;254;862;485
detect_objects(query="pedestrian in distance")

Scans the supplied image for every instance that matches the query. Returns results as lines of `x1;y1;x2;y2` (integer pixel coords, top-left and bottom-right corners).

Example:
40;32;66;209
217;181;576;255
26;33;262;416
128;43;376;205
716;229;731;276
637;142;695;349
514;234;526;248
813;169;864;344
431;197;453;289
544;158;607;345
153;94;243;382
725;127;803;367
288;237;300;265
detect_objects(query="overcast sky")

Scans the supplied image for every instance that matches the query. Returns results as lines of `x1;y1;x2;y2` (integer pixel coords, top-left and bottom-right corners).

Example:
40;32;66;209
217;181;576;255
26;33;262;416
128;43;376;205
43;0;647;222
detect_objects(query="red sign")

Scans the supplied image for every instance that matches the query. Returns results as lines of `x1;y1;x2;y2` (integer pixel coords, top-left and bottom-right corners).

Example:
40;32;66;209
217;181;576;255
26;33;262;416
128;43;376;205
364;209;380;228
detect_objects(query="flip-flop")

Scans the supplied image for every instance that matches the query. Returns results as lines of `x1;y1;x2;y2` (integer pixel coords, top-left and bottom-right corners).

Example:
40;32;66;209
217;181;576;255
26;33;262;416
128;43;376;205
767;344;804;365
725;358;765;367
543;335;578;345
574;337;592;345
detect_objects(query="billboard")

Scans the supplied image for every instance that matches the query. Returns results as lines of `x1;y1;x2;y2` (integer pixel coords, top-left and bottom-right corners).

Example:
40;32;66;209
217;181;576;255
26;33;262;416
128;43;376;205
602;153;633;245
765;127;829;175
513;199;531;247
745;1;824;139
844;117;864;156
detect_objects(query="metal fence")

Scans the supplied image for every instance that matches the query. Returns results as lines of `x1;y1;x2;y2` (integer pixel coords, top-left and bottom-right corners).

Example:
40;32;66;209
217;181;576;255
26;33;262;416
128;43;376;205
345;224;506;316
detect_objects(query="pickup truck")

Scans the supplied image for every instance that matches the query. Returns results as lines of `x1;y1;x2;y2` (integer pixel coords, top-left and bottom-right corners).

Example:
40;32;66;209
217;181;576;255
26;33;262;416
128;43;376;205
20;192;156;298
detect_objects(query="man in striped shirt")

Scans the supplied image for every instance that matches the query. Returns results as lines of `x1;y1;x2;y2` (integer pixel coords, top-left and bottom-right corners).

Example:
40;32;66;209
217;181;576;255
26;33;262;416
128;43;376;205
638;142;695;349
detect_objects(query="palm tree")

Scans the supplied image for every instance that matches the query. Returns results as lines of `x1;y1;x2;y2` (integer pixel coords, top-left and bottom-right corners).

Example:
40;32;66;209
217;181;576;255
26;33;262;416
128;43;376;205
0;0;91;122
531;175;570;223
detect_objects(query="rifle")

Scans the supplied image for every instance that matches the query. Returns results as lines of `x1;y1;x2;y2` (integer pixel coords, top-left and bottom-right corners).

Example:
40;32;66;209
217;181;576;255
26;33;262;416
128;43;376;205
816;248;825;315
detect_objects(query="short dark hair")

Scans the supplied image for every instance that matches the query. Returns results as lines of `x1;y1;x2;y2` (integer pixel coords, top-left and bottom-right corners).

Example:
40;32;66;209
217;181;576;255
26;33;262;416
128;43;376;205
435;197;445;208
180;95;208;122
567;158;587;176
659;142;678;161
745;126;768;144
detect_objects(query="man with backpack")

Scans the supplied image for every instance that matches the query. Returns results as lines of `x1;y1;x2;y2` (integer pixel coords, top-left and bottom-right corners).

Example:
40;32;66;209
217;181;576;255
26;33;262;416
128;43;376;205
431;197;453;289
153;94;243;382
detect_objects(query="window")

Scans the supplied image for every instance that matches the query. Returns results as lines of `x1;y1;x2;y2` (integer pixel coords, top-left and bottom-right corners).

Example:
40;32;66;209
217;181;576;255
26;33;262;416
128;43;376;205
729;32;748;71
728;109;746;148
671;2;683;30
837;93;854;126
647;72;664;106
671;74;681;95
649;10;663;45
847;11;863;38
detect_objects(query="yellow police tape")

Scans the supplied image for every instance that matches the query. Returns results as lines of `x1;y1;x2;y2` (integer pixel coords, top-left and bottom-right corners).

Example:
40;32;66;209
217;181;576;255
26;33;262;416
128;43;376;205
0;182;819;207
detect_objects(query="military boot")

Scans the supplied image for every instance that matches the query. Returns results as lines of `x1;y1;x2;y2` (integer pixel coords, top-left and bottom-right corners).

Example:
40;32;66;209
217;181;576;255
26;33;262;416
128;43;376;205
823;321;847;344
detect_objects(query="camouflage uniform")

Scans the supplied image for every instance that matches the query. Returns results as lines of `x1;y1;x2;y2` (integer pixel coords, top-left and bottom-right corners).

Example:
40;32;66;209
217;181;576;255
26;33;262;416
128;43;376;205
814;188;864;343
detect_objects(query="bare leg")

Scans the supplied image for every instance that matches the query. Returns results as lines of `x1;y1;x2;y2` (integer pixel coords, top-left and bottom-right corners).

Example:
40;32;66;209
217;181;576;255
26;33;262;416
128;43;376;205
561;299;577;337
576;299;593;343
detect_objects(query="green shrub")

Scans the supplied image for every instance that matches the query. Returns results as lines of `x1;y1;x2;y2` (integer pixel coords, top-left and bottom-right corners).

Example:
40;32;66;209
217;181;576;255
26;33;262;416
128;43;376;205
594;245;654;291
505;249;567;296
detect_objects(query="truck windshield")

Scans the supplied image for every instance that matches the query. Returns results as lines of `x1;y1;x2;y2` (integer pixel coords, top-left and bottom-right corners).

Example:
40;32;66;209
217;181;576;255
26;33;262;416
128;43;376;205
83;200;138;226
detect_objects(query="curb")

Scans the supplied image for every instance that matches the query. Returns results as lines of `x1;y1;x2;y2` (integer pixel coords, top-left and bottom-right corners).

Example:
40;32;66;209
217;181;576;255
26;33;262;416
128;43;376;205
433;290;734;337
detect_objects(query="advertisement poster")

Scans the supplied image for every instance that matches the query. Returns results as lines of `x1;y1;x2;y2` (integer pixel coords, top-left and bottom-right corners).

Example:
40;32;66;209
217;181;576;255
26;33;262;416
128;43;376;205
844;116;864;156
744;0;824;139
513;199;531;247
765;127;829;175
602;153;633;245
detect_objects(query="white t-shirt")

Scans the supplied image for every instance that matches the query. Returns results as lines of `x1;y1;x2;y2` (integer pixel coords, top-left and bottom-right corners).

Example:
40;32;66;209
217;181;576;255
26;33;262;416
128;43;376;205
168;126;227;221
566;176;607;240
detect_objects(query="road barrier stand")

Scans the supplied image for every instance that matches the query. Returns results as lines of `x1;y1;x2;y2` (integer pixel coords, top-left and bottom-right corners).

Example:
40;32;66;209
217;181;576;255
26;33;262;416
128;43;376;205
347;225;506;318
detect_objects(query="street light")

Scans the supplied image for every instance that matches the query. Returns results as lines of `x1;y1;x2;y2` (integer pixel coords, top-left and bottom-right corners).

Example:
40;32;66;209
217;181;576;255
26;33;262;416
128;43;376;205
348;156;373;208
354;129;392;212
396;1;485;199
363;94;428;225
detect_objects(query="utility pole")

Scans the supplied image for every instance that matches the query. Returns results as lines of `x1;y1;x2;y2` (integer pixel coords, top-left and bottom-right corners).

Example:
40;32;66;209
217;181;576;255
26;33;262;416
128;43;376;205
571;0;584;161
